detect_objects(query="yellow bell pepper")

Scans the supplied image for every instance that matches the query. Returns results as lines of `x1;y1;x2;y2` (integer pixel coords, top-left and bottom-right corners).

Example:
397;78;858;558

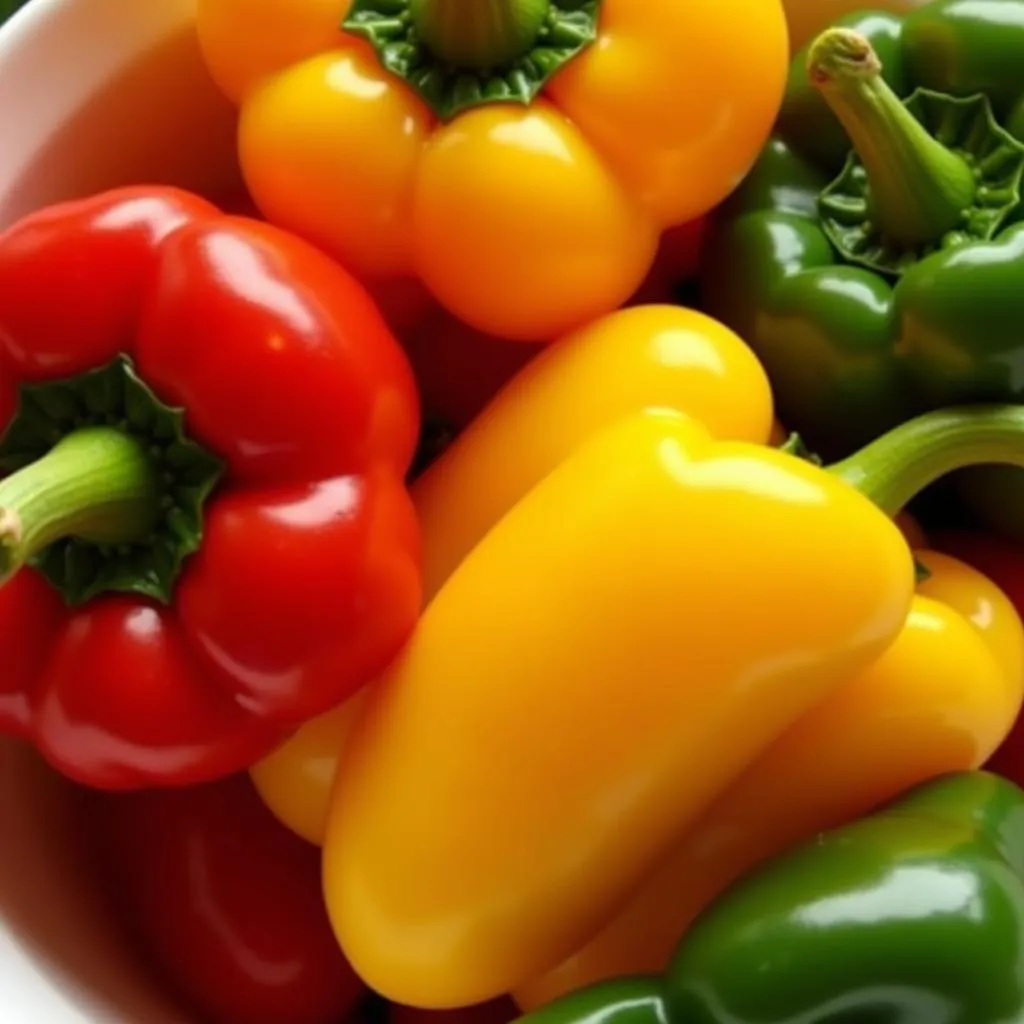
252;304;774;843
321;408;913;1008
195;0;789;340
321;402;1024;1008
513;546;1024;1008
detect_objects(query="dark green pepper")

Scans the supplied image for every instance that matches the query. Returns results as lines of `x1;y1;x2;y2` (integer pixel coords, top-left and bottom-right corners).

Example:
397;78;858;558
699;2;1024;538
515;771;1024;1024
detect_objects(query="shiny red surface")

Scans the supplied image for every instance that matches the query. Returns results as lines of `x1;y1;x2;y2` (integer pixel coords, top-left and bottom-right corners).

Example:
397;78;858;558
0;187;422;788
88;772;365;1024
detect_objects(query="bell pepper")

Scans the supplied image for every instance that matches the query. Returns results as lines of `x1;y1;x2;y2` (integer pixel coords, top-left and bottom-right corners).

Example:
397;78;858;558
87;772;367;1024
0;186;421;789
514;545;1024;1008
516;770;1024;1024
249;304;776;844
934;532;1024;618
322;399;1024;1009
194;0;789;342
396;260;705;436
783;0;925;51
929;532;1024;785
700;2;1024;541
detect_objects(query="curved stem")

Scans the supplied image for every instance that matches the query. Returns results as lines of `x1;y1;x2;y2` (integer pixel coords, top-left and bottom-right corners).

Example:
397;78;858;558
0;427;161;586
807;27;976;247
410;0;551;68
829;405;1024;517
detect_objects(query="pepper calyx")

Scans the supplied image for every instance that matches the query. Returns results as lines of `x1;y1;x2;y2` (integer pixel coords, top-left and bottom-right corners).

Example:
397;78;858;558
819;88;1024;277
0;355;224;606
342;0;602;122
779;431;824;466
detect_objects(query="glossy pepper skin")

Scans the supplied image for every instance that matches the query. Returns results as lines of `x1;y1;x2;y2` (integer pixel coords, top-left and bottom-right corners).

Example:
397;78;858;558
516;771;1024;1024
320;397;1024;1008
86;773;366;1024
0;186;420;789
932;532;1024;786
195;0;788;341
322;406;915;1008
701;2;1024;470
783;0;924;50
250;304;776;845
515;546;1024;1007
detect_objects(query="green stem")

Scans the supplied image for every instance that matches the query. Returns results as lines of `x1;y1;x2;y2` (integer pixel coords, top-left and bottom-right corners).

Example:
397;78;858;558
807;27;976;247
0;427;161;587
410;0;551;68
830;406;1024;517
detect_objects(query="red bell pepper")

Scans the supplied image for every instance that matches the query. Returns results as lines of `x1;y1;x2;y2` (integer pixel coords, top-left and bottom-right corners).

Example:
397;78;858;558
87;772;366;1024
0;187;422;789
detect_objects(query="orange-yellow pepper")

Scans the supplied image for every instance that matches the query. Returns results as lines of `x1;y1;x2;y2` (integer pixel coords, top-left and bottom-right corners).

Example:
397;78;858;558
513;547;1024;1008
321;402;1024;1008
322;407;918;1007
195;0;789;341
411;306;775;597
252;304;775;843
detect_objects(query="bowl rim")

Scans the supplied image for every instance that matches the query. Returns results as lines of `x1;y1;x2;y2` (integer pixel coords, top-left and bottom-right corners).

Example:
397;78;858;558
0;5;169;1018
0;0;66;58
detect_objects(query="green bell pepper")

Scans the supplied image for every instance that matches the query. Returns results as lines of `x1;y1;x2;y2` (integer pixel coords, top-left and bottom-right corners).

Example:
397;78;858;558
699;1;1024;538
515;771;1024;1024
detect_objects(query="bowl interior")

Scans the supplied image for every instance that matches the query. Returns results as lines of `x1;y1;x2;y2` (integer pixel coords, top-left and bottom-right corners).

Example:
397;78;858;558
0;0;242;1019
0;0;241;226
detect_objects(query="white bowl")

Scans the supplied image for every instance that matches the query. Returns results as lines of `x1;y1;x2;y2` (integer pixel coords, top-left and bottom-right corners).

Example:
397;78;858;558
0;0;241;1019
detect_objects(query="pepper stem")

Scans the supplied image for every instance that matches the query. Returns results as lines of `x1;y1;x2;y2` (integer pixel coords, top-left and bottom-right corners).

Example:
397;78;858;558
807;27;976;247
0;427;161;587
410;0;551;68
830;406;1024;517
